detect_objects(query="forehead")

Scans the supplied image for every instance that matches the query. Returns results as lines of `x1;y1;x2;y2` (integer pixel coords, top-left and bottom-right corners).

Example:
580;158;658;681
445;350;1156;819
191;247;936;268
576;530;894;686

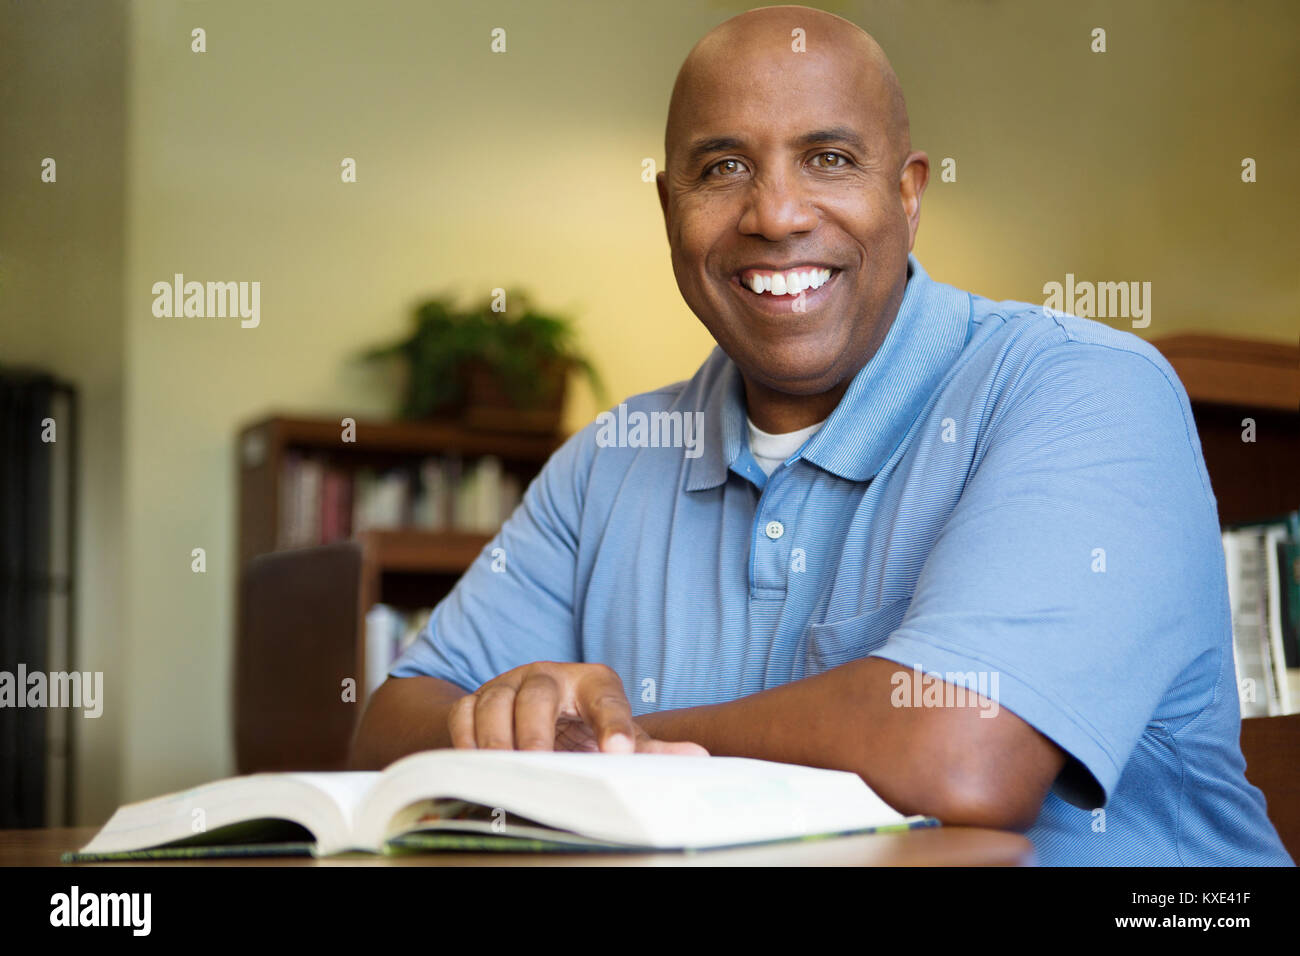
672;40;886;149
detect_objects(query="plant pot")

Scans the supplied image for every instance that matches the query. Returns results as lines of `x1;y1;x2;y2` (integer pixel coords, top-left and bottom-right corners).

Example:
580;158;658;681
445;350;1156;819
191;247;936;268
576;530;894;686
460;359;567;434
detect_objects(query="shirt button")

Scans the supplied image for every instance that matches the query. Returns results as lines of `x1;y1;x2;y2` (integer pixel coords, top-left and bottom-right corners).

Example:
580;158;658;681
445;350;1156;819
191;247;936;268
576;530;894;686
765;520;785;540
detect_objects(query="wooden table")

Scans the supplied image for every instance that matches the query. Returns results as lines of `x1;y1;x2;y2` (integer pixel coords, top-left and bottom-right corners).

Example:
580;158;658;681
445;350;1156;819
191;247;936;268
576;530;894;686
2;826;1035;866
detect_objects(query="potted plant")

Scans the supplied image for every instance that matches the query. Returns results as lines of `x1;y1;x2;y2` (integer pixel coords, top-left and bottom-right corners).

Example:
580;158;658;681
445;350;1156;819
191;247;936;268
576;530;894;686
360;289;604;433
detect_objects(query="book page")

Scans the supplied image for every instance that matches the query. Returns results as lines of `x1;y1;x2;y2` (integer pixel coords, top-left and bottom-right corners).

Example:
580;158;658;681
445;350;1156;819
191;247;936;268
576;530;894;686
80;774;372;855
360;751;904;850
287;772;379;833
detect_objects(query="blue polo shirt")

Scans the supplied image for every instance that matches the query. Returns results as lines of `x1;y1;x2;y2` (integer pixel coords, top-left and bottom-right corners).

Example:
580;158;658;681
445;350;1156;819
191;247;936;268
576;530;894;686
391;256;1293;866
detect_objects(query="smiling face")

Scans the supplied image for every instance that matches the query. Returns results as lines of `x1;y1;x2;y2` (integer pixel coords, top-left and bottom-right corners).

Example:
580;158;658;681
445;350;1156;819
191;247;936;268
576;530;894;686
658;7;928;429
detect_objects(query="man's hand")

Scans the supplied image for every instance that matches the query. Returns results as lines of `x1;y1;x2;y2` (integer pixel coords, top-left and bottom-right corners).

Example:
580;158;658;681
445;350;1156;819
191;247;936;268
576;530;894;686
447;661;708;756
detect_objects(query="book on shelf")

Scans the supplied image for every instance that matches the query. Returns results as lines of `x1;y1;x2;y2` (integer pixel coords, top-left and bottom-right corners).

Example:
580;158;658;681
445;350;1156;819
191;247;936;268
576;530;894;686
411;457;450;530
364;604;433;695
319;465;352;544
276;453;524;548
1223;510;1300;717
64;750;936;861
452;455;522;533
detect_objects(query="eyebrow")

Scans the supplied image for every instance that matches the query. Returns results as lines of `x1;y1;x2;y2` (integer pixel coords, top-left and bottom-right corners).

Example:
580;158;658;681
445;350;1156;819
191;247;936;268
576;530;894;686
684;126;870;166
795;126;869;154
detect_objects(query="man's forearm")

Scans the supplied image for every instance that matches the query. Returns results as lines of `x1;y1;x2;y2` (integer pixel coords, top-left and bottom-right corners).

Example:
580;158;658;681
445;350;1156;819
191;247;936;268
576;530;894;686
349;658;1064;829
635;656;1063;830
349;675;467;769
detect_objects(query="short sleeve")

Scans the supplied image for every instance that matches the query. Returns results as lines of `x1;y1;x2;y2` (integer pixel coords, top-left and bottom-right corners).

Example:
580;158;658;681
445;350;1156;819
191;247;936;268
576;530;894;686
387;423;597;690
870;341;1224;809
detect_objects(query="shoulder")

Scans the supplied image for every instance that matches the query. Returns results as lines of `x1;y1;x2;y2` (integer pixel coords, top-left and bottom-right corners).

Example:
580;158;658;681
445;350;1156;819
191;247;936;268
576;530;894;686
958;295;1212;499
542;347;728;484
962;294;1193;417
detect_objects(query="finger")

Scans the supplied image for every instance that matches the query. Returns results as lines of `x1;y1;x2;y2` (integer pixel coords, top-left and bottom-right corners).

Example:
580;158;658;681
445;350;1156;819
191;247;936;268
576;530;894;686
447;694;478;749
554;718;599;752
636;738;710;757
513;672;562;751
474;682;521;750
574;666;637;753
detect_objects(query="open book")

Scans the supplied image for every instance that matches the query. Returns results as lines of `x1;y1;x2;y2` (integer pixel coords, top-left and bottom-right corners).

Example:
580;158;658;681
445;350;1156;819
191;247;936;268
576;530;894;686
67;750;935;860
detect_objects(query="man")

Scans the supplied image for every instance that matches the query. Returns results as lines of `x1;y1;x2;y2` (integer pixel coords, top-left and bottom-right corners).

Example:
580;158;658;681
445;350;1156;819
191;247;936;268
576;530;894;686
352;6;1292;866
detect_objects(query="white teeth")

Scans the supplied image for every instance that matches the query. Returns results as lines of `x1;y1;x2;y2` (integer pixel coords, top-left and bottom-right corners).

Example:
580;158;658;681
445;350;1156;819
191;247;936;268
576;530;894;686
743;267;833;295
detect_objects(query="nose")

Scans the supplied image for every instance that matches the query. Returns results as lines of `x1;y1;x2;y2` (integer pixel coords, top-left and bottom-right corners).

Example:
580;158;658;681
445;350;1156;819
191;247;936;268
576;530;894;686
737;168;820;241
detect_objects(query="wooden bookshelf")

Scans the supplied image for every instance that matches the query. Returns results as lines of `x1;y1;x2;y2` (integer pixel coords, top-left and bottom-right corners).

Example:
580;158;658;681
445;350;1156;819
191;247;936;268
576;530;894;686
355;529;493;623
1150;335;1300;857
358;528;493;574
1150;334;1298;413
1149;334;1299;526
233;415;563;772
237;415;562;569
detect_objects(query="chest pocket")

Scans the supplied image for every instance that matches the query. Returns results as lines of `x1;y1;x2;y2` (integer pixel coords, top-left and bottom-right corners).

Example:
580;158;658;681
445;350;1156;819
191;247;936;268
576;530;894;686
803;597;912;677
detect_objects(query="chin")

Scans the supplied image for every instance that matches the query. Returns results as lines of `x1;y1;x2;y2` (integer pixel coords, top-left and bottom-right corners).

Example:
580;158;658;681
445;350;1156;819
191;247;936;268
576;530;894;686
731;346;852;396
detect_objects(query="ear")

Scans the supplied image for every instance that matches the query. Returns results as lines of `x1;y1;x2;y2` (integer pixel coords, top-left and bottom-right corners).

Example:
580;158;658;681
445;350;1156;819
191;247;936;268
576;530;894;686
656;169;672;237
899;150;929;252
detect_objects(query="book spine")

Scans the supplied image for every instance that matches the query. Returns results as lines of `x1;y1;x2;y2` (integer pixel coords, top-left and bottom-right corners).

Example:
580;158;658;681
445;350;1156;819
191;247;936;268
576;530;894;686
1224;529;1272;717
352;468;374;534
1246;529;1282;715
298;458;323;547
279;452;300;548
1263;526;1295;713
319;468;340;544
365;604;402;695
412;457;448;531
339;469;353;539
1277;533;1300;669
480;456;503;532
453;459;476;531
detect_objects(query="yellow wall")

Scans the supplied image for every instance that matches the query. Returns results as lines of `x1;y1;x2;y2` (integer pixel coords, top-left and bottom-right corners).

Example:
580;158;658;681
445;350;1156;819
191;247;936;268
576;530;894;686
885;0;1299;330
3;0;1296;815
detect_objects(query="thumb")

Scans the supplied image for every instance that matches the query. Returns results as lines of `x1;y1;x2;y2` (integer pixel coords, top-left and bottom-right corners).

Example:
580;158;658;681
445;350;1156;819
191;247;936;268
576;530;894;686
635;738;710;757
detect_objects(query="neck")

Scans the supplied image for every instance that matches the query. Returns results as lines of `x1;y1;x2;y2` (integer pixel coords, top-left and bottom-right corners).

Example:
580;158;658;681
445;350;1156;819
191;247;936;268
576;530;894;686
742;377;849;433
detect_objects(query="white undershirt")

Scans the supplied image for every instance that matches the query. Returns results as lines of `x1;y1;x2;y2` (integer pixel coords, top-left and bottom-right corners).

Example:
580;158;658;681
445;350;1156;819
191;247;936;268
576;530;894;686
746;416;825;476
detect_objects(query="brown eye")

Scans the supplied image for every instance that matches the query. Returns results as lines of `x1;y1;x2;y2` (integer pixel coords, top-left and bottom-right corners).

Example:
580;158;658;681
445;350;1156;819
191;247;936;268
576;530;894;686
708;159;743;177
813;152;846;168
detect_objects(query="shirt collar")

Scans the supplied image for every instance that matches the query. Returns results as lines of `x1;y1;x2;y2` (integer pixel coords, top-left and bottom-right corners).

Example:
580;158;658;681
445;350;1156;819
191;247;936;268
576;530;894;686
685;255;972;491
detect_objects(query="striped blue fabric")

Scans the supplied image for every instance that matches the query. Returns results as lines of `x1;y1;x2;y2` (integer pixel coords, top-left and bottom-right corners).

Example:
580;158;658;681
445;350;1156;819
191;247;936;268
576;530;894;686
391;255;1293;866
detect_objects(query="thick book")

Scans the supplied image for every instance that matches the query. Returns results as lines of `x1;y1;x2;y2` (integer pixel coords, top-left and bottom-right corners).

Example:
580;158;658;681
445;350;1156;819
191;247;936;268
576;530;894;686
64;750;935;861
1225;528;1274;717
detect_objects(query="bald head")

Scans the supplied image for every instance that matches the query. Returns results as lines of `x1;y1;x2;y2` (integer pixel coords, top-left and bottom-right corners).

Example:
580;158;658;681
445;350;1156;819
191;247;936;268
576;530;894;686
665;6;910;173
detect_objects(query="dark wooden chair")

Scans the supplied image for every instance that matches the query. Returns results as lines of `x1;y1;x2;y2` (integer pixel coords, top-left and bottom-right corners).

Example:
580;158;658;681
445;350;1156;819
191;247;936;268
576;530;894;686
1240;714;1300;861
235;542;364;773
